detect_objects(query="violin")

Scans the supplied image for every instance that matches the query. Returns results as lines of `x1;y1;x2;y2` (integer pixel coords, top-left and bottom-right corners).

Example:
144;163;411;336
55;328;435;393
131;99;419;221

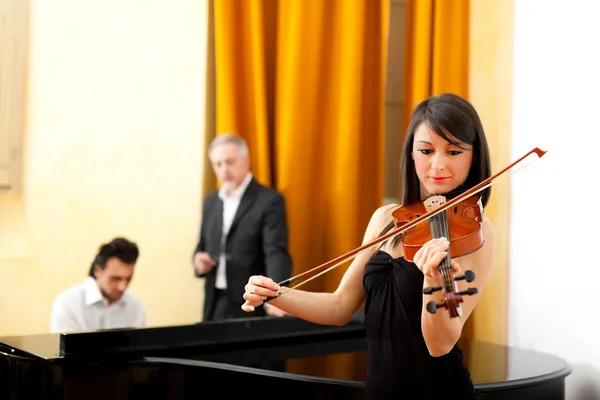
393;193;483;318
393;193;484;263
264;147;547;319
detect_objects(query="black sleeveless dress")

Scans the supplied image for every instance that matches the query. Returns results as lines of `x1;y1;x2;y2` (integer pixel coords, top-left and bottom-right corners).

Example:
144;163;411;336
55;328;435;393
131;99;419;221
363;250;475;399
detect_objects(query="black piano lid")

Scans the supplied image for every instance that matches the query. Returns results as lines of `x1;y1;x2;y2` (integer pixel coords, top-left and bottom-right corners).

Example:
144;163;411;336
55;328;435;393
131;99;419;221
0;332;62;360
0;312;573;395
0;314;366;361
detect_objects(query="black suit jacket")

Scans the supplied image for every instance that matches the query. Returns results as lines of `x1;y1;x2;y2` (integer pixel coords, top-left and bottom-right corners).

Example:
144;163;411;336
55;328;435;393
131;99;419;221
193;178;292;320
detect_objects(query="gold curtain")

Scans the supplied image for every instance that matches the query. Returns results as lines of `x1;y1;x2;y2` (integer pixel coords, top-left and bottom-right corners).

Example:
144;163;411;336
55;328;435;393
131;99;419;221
402;0;470;134
214;0;277;185
213;0;389;379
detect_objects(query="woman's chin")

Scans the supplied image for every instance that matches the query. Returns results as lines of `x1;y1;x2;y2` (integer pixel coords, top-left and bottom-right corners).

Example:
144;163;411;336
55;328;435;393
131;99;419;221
424;184;459;197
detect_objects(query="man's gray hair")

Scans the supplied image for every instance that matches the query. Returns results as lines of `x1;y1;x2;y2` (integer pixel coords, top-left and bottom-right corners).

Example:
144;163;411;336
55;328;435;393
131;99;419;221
208;133;249;158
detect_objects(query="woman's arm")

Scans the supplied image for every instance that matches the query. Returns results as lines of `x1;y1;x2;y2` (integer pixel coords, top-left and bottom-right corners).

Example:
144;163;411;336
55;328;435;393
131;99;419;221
417;217;495;356
242;204;397;326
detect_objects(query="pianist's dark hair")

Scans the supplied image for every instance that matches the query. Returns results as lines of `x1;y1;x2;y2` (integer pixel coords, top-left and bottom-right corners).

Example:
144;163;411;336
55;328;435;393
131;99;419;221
88;237;140;277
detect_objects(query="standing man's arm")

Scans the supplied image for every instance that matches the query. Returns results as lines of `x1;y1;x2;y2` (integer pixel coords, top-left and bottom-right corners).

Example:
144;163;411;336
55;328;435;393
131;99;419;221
193;198;216;277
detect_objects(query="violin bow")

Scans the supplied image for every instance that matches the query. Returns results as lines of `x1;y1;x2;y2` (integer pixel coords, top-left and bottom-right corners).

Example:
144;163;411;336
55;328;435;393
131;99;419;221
270;147;547;296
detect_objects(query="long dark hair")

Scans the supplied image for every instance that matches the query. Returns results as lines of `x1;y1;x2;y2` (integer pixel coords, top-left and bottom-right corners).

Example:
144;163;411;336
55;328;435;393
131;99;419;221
400;93;491;208
377;94;492;242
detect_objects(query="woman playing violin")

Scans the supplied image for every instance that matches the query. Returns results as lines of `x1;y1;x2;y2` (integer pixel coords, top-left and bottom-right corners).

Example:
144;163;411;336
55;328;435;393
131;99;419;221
242;93;494;399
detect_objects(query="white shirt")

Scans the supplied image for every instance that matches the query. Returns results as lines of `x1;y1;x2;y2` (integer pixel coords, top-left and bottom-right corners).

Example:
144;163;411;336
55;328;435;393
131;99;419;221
215;172;253;289
50;277;146;333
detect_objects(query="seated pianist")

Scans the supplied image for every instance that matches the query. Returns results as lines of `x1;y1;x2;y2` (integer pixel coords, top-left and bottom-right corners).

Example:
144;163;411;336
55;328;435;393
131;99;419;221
50;237;146;333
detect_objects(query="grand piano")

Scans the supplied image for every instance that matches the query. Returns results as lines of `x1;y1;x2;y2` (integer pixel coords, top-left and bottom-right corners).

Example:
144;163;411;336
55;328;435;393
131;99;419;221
0;313;571;400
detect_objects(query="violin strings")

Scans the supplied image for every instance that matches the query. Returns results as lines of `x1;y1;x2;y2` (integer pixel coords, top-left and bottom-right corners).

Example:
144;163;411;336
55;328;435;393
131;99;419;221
440;206;452;289
434;209;451;290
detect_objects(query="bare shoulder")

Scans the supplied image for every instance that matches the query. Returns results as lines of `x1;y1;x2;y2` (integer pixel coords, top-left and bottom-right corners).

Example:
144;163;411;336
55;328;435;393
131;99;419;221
481;215;495;241
363;203;400;244
457;215;495;280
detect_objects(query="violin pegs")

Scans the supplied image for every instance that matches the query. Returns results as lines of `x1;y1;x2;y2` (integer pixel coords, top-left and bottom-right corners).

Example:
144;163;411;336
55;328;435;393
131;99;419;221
422;285;442;295
426;301;447;314
455;270;476;283
426;301;438;314
458;288;478;296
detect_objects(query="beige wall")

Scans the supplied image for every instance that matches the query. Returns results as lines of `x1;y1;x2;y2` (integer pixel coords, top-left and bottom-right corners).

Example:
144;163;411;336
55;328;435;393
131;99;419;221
0;0;209;335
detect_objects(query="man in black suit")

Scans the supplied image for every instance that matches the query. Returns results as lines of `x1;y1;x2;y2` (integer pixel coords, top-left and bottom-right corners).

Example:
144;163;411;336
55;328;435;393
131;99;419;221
193;133;292;321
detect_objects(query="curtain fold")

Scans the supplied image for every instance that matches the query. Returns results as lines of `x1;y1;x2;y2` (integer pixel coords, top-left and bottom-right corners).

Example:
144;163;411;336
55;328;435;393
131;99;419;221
402;0;470;137
214;0;275;184
214;0;389;380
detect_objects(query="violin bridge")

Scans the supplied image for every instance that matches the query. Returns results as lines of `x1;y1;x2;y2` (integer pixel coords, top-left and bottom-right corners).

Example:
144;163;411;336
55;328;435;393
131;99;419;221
424;195;447;212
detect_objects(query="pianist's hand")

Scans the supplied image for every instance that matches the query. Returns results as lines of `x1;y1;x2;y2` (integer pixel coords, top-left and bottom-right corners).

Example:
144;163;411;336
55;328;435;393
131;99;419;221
194;252;217;275
241;275;280;312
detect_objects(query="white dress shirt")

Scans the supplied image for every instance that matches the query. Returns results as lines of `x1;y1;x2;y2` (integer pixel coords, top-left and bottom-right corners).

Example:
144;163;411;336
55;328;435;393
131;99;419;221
50;277;146;333
215;172;253;289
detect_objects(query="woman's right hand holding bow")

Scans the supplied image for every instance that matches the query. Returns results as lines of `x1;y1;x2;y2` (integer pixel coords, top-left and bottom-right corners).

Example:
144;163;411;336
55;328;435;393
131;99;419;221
241;275;281;312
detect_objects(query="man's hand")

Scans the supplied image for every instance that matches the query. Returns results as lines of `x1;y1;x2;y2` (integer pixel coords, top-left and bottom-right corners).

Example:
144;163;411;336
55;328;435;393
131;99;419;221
264;304;288;317
194;252;217;275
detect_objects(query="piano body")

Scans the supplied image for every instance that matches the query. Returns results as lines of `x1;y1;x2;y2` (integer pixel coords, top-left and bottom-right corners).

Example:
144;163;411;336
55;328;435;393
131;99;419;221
0;313;571;400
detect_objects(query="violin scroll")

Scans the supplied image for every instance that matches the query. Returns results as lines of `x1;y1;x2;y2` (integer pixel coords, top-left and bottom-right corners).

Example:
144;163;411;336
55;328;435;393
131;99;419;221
422;269;475;295
423;278;479;315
